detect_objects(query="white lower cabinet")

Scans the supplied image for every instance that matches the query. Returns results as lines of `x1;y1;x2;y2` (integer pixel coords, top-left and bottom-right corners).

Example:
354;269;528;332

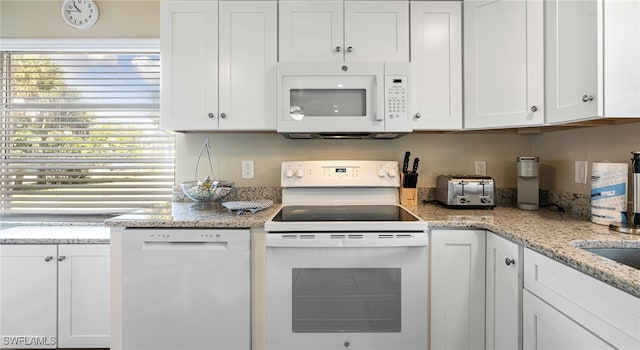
523;248;640;350
431;229;486;350
523;290;613;350
57;244;110;348
0;244;110;349
485;233;522;350
432;230;522;350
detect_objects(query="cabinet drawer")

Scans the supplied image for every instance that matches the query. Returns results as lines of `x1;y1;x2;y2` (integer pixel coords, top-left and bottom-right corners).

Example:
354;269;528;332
524;248;640;349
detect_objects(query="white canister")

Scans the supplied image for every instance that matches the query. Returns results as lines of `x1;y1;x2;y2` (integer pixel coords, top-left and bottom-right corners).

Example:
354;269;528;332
591;161;628;225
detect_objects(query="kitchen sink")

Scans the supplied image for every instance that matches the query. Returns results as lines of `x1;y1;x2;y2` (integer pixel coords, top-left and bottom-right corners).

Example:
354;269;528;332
582;248;640;270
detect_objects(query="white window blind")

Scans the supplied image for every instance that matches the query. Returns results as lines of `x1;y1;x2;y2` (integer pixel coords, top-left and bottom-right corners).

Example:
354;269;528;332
0;49;175;215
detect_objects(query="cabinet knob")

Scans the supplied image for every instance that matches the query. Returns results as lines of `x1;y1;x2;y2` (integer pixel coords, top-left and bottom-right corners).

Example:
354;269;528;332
582;94;594;102
530;106;538;112
505;257;516;266
335;46;342;53
208;112;215;119
44;256;53;262
346;46;353;53
220;113;227;119
414;113;421;119
57;256;66;262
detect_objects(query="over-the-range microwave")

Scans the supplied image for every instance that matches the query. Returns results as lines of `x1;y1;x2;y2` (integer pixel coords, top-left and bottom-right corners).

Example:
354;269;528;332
277;62;411;139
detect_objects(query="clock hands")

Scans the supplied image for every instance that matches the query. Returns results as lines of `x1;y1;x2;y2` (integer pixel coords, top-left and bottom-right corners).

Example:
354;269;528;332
66;4;81;13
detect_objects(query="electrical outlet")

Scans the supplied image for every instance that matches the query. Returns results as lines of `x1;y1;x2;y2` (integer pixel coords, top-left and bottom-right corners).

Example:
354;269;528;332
575;160;587;184
242;160;254;179
475;160;487;176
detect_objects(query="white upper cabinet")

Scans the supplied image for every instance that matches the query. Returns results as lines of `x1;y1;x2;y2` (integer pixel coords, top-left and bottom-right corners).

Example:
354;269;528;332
546;0;640;124
160;1;277;131
279;0;409;62
160;1;218;131
218;1;277;130
410;1;462;130
545;0;598;124
463;0;544;129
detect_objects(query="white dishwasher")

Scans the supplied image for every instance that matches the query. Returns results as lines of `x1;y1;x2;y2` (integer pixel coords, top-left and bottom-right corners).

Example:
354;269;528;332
118;228;250;350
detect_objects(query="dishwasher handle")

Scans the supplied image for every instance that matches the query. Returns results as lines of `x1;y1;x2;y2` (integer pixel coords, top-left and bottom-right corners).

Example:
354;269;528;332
142;241;229;251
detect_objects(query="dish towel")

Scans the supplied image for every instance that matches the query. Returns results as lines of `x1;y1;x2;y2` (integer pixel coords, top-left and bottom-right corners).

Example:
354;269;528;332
222;199;274;214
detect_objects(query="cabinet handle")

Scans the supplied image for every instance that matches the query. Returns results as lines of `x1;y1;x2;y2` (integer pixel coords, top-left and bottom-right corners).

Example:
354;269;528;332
582;94;594;102
335;46;342;53
530;106;538;112
220;113;227;119
57;256;66;262
414;113;421;119
346;46;353;53
44;256;53;262
505;257;516;266
208;113;215;119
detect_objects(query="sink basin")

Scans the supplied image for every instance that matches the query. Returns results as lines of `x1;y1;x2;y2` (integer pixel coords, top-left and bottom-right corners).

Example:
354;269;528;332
582;248;640;269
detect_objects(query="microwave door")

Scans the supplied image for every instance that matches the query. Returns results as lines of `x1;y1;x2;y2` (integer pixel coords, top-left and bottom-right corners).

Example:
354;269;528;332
279;75;384;133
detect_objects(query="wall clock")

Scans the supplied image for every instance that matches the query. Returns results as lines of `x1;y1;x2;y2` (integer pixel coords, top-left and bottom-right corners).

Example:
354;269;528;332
61;0;100;29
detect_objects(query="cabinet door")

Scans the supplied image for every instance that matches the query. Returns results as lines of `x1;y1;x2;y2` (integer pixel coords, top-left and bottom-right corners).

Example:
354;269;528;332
410;1;462;130
431;230;486;350
604;0;640;116
218;1;277;130
0;245;58;349
545;0;599;124
523;290;614;350
344;1;409;62
464;0;544;129
278;0;343;62
57;244;110;348
160;1;218;131
486;233;521;350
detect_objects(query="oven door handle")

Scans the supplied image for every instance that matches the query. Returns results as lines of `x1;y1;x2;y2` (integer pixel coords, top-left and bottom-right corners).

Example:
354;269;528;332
265;236;428;248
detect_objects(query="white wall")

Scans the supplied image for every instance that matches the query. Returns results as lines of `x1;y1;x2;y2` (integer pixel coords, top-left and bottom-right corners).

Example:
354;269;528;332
533;122;640;195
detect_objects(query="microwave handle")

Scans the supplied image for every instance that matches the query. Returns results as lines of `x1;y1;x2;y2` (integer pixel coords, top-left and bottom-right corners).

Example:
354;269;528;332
375;76;384;121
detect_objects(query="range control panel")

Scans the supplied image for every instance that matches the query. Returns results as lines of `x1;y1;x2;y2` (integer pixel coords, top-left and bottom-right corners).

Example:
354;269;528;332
281;160;400;188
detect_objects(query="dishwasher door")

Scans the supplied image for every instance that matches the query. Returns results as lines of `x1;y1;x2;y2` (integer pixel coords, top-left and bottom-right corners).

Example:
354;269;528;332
121;228;250;350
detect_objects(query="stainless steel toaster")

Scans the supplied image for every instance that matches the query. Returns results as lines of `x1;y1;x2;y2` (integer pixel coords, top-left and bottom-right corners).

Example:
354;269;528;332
436;175;496;208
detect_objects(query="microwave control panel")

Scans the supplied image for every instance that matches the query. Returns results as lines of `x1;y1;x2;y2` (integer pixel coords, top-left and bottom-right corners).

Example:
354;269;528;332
385;76;408;121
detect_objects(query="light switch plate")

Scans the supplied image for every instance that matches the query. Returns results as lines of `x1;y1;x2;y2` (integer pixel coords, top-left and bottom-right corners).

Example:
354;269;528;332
242;160;254;179
575;160;587;184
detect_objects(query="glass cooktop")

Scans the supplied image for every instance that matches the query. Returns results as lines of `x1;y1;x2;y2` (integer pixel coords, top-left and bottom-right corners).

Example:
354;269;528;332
271;205;419;222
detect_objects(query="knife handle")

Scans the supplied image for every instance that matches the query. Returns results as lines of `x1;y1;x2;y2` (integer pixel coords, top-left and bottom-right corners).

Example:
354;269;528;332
402;151;410;173
412;158;419;173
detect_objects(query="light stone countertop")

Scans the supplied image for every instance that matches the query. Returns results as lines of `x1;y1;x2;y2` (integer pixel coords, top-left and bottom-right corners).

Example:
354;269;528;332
105;201;640;298
412;203;640;298
0;225;111;244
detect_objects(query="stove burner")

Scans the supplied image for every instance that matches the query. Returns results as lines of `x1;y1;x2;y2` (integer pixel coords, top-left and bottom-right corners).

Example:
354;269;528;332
271;205;419;222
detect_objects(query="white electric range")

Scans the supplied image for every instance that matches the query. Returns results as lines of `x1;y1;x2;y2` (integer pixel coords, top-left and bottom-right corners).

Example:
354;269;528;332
264;160;428;350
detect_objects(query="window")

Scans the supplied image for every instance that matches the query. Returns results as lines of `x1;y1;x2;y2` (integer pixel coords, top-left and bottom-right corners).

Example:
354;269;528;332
0;40;174;215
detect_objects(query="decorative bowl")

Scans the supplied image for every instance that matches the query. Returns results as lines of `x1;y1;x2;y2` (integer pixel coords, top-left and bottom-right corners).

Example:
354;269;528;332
180;180;234;202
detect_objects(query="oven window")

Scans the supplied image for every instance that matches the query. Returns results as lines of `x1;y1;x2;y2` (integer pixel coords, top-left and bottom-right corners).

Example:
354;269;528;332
290;89;366;117
292;268;401;333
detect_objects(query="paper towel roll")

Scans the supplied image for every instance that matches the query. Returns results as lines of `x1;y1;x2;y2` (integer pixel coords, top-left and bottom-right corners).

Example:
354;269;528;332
591;162;628;225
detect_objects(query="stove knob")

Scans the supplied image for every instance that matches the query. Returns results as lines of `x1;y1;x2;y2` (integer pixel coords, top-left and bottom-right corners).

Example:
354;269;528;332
387;167;398;178
285;168;295;178
377;168;386;177
296;169;305;178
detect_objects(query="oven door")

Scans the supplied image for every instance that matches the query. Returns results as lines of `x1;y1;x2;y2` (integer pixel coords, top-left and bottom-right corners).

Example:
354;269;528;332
265;232;428;350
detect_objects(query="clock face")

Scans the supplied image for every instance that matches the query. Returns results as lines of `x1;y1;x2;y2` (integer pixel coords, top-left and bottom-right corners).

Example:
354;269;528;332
62;0;100;29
